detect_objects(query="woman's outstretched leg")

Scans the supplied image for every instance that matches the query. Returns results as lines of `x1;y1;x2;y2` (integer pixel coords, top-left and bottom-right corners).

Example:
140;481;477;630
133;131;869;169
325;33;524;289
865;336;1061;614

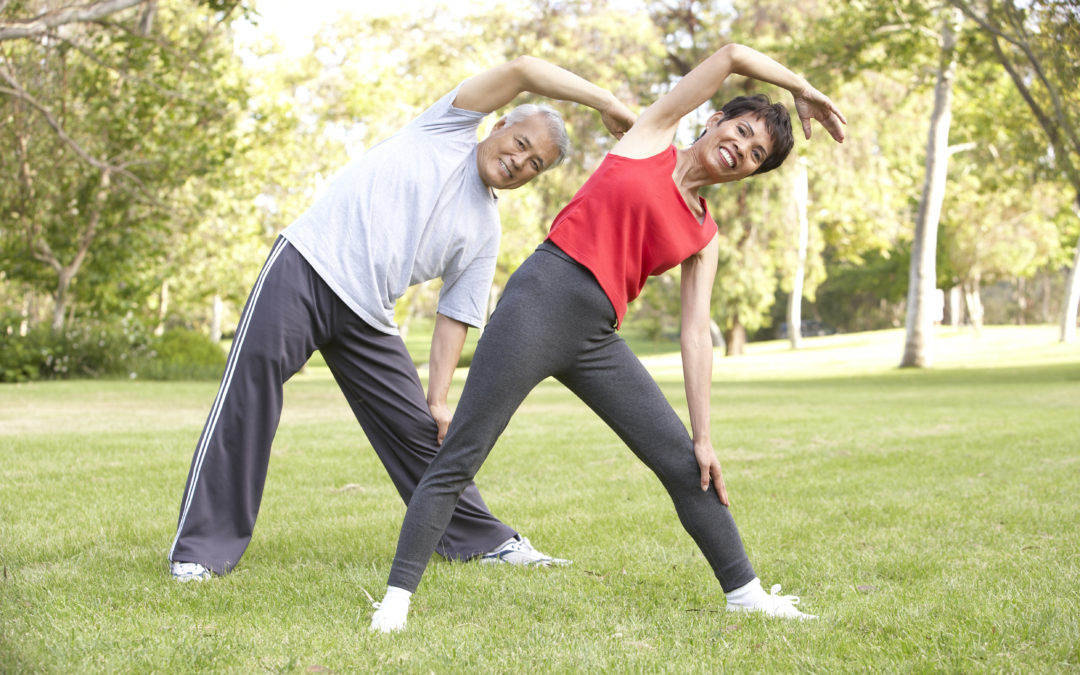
556;333;757;591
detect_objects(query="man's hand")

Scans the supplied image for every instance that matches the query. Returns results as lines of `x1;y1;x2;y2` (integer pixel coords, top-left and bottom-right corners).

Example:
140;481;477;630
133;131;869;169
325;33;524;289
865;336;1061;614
601;98;637;139
793;85;847;143
428;400;452;445
694;439;729;506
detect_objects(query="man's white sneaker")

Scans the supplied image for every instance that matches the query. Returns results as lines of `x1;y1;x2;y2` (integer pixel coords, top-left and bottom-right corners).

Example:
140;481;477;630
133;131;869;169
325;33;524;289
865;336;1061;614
727;583;817;620
480;535;570;567
170;561;211;583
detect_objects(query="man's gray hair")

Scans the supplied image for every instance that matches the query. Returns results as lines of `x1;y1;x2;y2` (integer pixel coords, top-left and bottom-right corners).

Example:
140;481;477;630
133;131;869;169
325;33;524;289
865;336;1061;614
501;103;570;170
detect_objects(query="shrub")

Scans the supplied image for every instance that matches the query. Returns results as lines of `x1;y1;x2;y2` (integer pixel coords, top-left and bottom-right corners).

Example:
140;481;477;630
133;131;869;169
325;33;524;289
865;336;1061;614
0;328;41;383
0;315;153;382
138;329;226;381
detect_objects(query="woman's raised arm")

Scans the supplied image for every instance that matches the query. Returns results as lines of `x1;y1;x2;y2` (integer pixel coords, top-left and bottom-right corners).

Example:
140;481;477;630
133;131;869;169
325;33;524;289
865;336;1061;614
615;43;846;157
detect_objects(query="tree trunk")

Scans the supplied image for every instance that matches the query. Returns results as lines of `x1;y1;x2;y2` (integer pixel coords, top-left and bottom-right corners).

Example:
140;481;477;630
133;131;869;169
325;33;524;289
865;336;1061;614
1061;242;1080;343
901;8;963;368
1016;276;1026;325
50;268;75;332
44;168;112;332
724;312;746;356
154;279;169;337
1061;201;1080;343
709;318;724;349
1041;270;1051;324
480;283;501;338
210;294;224;343
948;285;964;327
788;157;809;350
19;295;31;337
964;275;984;338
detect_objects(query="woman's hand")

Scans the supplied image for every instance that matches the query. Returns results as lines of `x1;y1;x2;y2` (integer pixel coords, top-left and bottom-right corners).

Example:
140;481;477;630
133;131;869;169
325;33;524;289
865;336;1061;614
694;438;730;506
601;98;637;139
793;85;847;142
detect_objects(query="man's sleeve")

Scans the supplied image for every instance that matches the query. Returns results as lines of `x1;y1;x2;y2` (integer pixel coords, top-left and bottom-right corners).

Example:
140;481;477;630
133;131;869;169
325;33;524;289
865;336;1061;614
436;254;497;329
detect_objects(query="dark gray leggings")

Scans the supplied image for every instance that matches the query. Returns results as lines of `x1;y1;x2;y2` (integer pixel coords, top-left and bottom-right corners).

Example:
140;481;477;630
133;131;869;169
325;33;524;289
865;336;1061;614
388;242;756;592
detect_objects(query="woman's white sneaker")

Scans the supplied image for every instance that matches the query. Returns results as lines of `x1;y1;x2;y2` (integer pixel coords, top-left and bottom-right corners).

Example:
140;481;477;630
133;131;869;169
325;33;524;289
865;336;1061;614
726;579;817;620
369;587;411;633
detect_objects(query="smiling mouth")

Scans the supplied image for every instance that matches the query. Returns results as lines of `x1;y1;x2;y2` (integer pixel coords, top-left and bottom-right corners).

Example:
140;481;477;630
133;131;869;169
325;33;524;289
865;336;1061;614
719;147;735;168
499;159;513;179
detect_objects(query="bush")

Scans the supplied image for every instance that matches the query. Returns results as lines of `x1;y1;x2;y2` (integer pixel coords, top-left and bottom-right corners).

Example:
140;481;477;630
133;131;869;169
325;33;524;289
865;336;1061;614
0;316;153;382
0;319;225;383
138;329;226;381
0;329;41;383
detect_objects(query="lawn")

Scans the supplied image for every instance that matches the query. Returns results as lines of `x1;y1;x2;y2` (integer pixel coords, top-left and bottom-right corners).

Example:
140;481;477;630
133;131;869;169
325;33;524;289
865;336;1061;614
1;326;1078;672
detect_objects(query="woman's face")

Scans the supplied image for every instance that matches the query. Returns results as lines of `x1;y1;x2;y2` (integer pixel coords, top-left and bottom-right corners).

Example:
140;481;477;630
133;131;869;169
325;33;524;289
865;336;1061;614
692;112;774;183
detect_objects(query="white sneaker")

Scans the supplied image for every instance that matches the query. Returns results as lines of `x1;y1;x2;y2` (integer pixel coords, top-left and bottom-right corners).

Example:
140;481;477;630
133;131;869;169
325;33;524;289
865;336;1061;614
370;599;409;633
480;535;571;567
170;561;211;583
727;584;817;620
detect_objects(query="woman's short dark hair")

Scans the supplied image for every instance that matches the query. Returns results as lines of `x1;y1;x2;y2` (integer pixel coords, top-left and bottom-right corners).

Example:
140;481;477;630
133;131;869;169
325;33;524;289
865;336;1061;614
717;94;794;175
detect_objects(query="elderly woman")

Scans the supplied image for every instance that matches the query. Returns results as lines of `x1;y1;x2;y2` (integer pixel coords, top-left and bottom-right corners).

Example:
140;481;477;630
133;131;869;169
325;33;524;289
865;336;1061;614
371;43;846;632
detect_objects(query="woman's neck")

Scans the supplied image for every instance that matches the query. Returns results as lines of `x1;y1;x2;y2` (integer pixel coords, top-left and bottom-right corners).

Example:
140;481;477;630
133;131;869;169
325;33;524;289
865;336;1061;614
673;148;707;219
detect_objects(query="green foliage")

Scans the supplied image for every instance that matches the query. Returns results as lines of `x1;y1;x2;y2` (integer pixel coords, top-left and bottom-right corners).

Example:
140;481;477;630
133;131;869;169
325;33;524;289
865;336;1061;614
816;246;912;332
139;329;227;381
0;316;154;382
0;317;223;382
0;0;252;329
3;0;1077;343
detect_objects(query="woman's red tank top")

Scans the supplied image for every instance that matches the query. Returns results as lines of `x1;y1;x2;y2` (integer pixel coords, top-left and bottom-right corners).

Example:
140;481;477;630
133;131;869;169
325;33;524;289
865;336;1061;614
546;146;717;328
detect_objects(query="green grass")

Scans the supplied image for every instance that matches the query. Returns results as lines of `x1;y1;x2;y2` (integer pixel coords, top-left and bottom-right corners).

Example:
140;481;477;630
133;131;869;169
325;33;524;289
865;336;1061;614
2;325;1078;672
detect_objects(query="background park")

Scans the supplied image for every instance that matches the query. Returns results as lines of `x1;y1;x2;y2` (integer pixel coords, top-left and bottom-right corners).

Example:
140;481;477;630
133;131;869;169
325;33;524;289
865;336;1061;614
1;0;1078;672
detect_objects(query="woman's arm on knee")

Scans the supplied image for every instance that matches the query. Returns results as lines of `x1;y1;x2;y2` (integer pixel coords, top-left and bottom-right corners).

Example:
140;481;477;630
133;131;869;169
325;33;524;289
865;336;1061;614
679;235;728;505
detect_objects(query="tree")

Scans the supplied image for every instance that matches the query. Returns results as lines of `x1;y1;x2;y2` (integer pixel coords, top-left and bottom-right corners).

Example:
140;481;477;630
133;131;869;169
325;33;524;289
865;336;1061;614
901;7;965;368
0;0;250;330
787;157;809;348
949;0;1080;342
0;0;146;41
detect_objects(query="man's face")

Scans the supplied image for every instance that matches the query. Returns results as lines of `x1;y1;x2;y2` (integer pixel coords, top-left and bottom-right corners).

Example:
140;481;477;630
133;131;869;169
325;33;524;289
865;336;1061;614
476;115;561;190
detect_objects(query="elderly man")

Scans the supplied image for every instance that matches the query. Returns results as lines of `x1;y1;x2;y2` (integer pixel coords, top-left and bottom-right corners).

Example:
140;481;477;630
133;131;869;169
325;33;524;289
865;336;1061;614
168;56;635;581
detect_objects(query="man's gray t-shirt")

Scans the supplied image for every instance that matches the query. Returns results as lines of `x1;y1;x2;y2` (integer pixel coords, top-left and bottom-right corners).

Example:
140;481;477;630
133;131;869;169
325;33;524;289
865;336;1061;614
282;85;498;335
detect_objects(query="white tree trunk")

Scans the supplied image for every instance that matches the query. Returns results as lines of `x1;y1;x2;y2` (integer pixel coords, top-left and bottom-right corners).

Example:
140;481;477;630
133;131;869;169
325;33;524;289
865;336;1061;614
964;276;984;338
19;295;30;336
154;279;169;337
709;318;724;349
948;285;964;327
480;283;502;338
788;157;809;350
1061;239;1080;343
902;8;963;368
1061;203;1080;343
210;294;224;343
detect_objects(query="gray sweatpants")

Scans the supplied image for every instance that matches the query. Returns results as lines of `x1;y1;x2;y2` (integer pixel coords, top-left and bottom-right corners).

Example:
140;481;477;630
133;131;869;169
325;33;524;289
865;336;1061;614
388;242;756;592
169;238;515;574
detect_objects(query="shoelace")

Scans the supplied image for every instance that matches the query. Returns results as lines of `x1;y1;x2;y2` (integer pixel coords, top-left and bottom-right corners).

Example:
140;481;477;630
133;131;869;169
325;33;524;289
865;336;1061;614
768;584;802;608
